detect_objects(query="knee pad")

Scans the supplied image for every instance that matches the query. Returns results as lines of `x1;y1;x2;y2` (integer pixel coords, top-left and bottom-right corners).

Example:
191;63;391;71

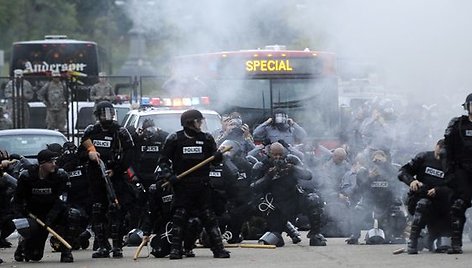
92;203;104;219
172;208;187;227
150;234;171;258
415;198;432;214
200;209;218;226
451;199;467;217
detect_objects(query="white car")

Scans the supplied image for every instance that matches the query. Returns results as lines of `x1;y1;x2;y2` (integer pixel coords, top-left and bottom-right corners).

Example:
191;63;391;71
0;128;68;159
122;107;222;134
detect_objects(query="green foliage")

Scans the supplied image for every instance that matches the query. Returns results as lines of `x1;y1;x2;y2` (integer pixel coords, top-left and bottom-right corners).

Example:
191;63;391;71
0;0;132;75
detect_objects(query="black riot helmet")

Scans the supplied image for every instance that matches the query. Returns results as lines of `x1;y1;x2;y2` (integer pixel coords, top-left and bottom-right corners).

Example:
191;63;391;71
180;109;204;127
62;141;78;155
94;101;115;127
463;93;472;114
143;127;158;141
142;118;155;129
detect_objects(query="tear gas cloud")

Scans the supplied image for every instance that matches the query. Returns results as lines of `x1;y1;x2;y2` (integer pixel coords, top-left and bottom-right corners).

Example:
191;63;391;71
123;0;471;139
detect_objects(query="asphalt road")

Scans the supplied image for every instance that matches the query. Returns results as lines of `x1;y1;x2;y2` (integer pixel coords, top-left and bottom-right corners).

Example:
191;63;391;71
1;233;471;268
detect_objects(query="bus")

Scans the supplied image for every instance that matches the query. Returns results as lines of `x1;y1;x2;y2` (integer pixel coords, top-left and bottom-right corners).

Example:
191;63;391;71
8;35;101;136
10;35;99;79
165;45;339;143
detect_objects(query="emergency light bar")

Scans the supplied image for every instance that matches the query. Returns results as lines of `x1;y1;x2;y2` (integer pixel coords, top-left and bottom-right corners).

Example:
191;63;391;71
140;96;210;107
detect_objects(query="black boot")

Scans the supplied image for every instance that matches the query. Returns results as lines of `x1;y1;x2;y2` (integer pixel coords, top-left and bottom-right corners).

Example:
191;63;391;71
206;226;230;258
112;248;123;258
345;235;359;245
111;234;123;258
448;211;465;254
14;247;25;262
213;248;231;258
309;233;327;246
286;221;302;244
79;230;92;249
169;248;183;260
92;248;110;258
14;239;27;262
183;248;196;257
60;250;74;263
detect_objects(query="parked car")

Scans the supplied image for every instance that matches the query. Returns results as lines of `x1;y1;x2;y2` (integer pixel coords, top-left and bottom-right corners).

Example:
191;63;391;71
0;128;68;161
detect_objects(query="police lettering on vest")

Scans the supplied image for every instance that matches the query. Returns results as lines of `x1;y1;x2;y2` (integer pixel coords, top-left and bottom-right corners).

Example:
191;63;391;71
68;170;83;177
424;167;444;179
93;140;111;148
183;146;203;154
141;145;159;152
32;188;53;195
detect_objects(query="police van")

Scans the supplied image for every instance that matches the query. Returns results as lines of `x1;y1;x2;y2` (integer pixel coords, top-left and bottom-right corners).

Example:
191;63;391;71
122;96;222;134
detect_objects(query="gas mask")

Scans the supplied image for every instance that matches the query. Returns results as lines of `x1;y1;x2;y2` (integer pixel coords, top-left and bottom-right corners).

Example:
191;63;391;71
274;113;288;125
143;127;158;141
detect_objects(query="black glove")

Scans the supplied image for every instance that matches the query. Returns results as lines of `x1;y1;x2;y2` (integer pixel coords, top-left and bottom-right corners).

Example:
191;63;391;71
277;139;290;149
9;154;22;160
167;175;179;185
43;216;54;227
213;151;223;162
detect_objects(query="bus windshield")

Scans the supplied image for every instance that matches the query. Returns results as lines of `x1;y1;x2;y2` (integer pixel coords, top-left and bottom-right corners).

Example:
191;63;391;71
10;39;99;77
166;47;339;139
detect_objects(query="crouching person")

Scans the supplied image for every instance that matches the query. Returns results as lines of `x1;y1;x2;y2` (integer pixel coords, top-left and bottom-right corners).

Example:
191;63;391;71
13;149;77;263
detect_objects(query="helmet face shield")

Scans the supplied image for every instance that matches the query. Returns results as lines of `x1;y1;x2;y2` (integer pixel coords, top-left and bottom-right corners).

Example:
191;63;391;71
102;107;115;121
465;101;472;114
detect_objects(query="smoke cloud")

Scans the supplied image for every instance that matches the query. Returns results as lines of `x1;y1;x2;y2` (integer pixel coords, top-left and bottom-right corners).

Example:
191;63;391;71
121;0;471;139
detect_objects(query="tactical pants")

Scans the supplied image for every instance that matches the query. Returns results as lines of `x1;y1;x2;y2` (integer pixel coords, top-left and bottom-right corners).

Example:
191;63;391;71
447;166;472;249
46;108;67;131
170;180;225;254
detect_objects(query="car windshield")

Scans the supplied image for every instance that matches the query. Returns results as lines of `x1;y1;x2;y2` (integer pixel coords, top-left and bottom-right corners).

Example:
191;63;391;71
138;113;221;134
0;134;67;157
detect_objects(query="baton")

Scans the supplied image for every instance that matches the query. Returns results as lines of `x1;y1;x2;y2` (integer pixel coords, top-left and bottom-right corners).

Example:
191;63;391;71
28;213;72;250
162;145;233;187
133;237;149;260
393;248;405;255
240;243;276;249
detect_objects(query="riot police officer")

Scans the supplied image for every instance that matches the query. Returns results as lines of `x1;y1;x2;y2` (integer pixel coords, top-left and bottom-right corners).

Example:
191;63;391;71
80;101;134;258
443;93;472;254
158;109;230;259
398;139;451;254
13;149;75;263
129;118;169;189
346;150;406;245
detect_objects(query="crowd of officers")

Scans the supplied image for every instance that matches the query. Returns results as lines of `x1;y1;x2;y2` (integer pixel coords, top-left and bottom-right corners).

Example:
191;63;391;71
1;93;472;264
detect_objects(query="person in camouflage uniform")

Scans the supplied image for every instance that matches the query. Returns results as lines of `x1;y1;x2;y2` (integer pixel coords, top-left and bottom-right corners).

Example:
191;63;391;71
37;71;68;131
90;72;115;103
4;69;34;128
